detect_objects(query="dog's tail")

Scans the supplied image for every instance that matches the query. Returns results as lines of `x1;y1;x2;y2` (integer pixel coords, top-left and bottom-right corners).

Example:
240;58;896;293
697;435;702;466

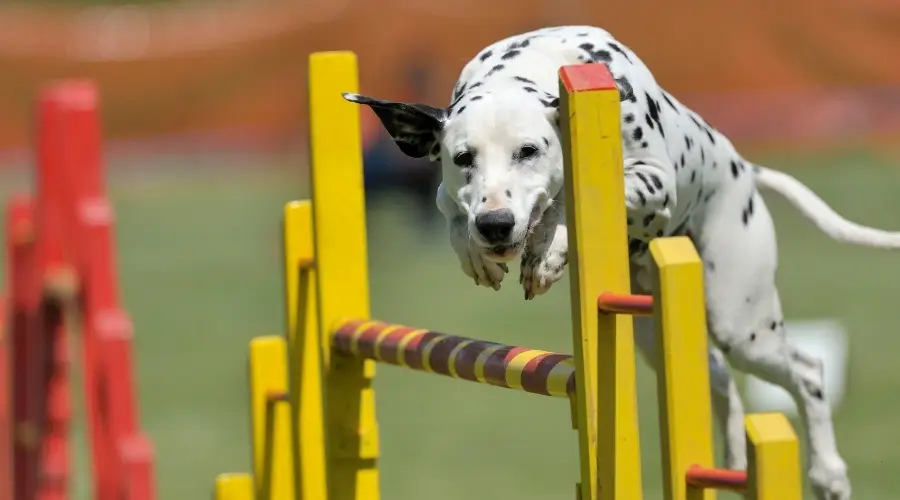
754;164;900;249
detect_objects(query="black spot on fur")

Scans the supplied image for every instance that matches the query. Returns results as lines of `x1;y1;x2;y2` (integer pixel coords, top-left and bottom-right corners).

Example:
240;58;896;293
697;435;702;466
635;172;655;194
523;86;538;93
662;92;679;112
578;43;612;63
453;82;467;100
703;190;716;203
486;64;505;77
628;238;647;257
645;114;655;130
637;190;647;206
706;260;716;272
455;105;466;115
730;161;740;179
750;332;757;341
679;154;686;168
690;170;697;183
507;39;531;50
470;82;483;89
684;136;693;150
705;128;716;143
514;76;536;85
615;77;636;103
650;174;662;190
541;98;560;108
624;113;635;124
627;217;634;225
631;127;643;141
741;196;754;225
542;137;549;147
470;95;483;101
642;213;655;227
502;50;521;60
640;141;649;149
802;380;824;400
478;50;492;62
607;42;632;63
696;187;704;202
769;321;778;330
577;32;589;37
645;92;665;137
700;148;705;164
656;229;664;237
663;193;670;207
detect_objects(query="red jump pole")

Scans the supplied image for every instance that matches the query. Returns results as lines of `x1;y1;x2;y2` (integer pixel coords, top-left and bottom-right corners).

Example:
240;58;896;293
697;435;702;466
596;292;654;315
685;465;748;491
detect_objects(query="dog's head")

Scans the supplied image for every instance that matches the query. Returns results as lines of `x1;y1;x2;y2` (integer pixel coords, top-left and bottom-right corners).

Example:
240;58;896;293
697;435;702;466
344;83;562;262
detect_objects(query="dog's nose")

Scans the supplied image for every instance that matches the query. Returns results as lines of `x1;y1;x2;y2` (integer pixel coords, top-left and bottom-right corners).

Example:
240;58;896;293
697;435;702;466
475;209;515;244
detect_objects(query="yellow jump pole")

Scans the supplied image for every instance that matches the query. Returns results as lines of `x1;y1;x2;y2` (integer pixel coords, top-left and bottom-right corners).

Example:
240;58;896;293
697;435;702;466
213;473;254;500
282;199;329;500
307;51;380;500
650;236;716;500
559;64;643;500
745;413;803;500
247;336;293;499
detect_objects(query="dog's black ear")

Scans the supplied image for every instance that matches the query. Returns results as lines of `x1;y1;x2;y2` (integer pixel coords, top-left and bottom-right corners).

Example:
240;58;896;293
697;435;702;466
342;92;447;159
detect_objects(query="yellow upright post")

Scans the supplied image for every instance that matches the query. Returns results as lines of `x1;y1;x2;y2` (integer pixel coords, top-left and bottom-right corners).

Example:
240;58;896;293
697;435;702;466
282;200;329;499
559;64;643;500
650;237;715;500
307;51;380;500
745;413;803;500
248;336;293;500
213;473;254;500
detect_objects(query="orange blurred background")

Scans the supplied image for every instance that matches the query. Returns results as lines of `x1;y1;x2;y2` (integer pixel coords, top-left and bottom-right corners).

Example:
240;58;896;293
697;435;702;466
0;0;898;160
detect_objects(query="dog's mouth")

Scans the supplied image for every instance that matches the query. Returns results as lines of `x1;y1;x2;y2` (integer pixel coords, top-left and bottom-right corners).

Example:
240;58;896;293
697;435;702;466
485;242;525;262
482;204;545;262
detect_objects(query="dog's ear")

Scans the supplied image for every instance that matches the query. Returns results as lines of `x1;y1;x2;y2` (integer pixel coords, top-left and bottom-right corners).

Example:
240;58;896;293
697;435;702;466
342;92;447;159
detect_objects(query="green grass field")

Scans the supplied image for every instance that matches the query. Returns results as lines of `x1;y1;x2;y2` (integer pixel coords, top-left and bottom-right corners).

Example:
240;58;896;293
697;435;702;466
3;146;900;499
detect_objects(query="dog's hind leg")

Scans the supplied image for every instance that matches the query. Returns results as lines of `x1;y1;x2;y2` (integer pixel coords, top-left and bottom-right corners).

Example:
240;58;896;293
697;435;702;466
697;184;850;500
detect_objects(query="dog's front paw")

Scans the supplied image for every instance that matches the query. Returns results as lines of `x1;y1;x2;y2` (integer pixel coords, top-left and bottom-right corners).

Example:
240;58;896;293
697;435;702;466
520;224;568;300
459;244;508;290
809;457;851;500
448;216;508;290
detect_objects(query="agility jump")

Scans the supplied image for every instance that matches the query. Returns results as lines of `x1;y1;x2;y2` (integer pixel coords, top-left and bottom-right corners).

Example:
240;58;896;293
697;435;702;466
213;52;804;500
1;81;156;500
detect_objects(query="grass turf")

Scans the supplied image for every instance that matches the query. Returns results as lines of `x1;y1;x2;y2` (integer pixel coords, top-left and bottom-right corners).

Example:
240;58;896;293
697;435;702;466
2;147;900;499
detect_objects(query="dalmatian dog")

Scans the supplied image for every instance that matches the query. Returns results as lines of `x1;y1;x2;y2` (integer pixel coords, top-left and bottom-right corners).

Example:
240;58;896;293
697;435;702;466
343;25;900;499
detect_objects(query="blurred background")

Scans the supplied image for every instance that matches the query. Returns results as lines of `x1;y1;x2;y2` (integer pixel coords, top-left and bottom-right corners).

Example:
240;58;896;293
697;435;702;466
2;0;900;498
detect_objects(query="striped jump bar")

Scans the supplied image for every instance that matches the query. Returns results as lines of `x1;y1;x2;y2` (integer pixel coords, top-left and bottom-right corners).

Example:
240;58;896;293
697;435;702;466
333;319;576;398
596;292;653;315
685;465;748;491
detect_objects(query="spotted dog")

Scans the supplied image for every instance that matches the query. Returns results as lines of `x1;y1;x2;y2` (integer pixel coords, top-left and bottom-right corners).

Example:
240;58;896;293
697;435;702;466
343;25;900;499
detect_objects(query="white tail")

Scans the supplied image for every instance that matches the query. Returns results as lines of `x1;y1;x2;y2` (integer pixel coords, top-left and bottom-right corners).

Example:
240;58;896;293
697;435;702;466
754;165;900;249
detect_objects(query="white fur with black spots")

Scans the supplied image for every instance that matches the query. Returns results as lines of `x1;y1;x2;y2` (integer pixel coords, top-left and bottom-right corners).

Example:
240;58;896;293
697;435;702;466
344;25;900;499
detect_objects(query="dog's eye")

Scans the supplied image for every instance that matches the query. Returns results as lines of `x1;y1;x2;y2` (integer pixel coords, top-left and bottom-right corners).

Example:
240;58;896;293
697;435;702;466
515;144;540;161
454;151;474;168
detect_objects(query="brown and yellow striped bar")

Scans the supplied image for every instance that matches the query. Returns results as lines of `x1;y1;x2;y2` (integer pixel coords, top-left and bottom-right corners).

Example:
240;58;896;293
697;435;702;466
332;319;576;398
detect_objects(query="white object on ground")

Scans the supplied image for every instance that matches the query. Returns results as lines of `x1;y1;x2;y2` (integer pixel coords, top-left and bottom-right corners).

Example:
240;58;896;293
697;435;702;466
743;319;849;418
